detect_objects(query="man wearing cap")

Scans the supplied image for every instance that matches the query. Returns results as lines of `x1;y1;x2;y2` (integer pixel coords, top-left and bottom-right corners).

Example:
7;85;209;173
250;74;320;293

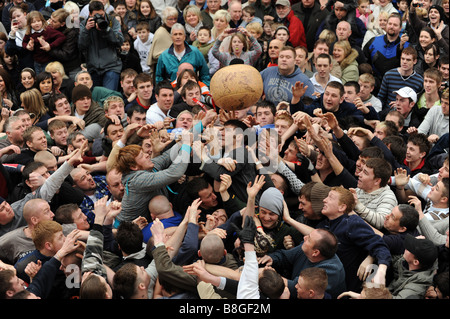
273;0;306;48
389;86;423;134
71;84;108;141
388;234;438;299
251;187;303;253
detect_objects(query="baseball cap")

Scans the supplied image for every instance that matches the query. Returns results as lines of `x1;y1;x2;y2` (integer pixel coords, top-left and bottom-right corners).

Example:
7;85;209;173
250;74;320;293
394;87;417;103
404;234;438;268
275;0;291;7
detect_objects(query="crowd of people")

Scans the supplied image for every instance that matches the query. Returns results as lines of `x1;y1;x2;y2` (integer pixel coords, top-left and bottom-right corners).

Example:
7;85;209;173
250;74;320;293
0;0;448;302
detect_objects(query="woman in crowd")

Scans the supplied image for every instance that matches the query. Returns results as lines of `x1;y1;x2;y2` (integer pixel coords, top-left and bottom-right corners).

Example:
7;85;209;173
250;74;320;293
211;26;262;68
414;27;444;76
20;88;51;130
0;67;19;110
45;61;74;103
18;67;35;94
333;40;359;84
34;71;55;107
184;4;203;44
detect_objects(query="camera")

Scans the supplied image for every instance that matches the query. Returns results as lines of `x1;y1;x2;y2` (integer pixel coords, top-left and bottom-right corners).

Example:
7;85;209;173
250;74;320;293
93;13;108;30
412;2;422;7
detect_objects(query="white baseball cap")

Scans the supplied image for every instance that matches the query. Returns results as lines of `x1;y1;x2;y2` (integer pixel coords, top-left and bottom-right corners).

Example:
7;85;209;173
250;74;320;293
394;87;417;103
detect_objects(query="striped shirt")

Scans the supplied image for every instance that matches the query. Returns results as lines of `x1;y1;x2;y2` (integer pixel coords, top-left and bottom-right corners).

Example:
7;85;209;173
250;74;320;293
377;68;424;109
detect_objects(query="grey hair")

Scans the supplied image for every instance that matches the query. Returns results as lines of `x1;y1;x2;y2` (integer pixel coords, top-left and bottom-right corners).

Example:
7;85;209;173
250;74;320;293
4;116;22;133
170;23;186;35
162;6;179;23
75;70;91;82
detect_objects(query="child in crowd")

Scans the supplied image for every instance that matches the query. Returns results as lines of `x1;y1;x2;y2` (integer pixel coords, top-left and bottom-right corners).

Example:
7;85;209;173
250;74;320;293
261;19;274;42
397;0;409;19
240;5;262;27
22;11;66;74
356;0;371;27
120;34;143;73
134;22;154;74
358;73;382;113
192;26;213;63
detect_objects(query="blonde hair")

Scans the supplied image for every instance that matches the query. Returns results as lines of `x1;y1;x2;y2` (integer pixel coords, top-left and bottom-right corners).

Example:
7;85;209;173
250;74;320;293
20;88;48;119
442;88;449;101
45;61;68;79
359;73;376;87
318;29;337;47
162;6;178;24
246;22;263;36
103;96;124;112
212;9;230;39
183;4;201;21
334;40;358;70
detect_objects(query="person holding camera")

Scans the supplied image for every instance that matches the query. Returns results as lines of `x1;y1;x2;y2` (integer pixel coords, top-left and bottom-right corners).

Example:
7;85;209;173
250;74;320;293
78;0;124;91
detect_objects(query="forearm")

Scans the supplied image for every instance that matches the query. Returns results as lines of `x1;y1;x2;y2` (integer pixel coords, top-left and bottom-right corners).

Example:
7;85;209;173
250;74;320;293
39;161;74;201
81;224;107;277
236;249;260;299
355;202;393;230
284;217;314;235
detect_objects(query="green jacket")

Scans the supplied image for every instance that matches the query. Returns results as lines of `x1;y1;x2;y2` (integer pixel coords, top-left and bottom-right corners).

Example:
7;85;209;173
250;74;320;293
388;255;436;299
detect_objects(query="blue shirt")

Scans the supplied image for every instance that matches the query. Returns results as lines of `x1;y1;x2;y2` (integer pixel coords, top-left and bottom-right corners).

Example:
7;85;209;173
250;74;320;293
79;175;111;225
142;211;183;243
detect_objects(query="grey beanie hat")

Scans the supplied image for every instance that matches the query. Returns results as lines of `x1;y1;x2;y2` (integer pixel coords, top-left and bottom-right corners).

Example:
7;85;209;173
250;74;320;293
259;187;284;216
310;183;331;215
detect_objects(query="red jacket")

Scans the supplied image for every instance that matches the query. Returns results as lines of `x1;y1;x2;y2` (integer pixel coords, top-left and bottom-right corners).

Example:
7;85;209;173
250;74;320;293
22;26;66;63
285;9;306;48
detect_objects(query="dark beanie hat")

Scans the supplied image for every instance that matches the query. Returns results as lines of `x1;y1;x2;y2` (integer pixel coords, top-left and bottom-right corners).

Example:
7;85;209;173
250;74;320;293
310;182;331;215
0;196;5;205
429;5;445;22
72;84;92;103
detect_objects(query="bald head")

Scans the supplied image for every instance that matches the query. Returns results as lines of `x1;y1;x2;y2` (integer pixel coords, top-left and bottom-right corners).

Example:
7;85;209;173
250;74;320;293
148;195;172;218
199;234;225;264
176;62;194;77
23;198;53;226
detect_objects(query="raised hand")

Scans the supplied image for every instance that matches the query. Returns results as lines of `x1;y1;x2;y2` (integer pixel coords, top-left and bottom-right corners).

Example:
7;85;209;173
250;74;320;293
246;175;266;199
